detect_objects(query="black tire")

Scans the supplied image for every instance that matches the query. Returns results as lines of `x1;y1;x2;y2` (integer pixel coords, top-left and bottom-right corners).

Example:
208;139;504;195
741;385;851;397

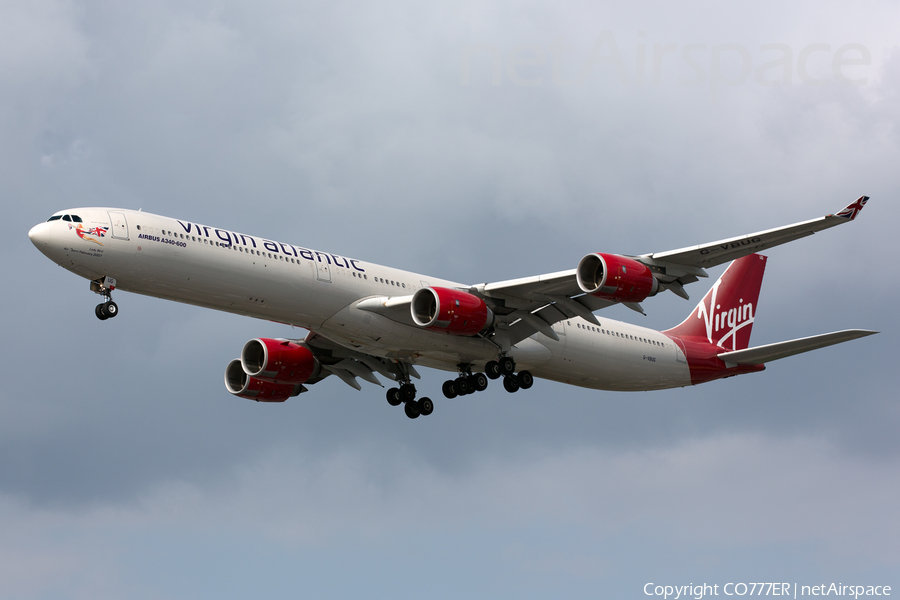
105;301;119;318
386;387;402;406
404;400;421;419
518;370;534;389
485;360;501;380
419;397;434;416
503;375;520;393
95;304;109;320
473;373;489;392
400;383;417;402
442;380;457;399
498;356;516;377
453;377;469;396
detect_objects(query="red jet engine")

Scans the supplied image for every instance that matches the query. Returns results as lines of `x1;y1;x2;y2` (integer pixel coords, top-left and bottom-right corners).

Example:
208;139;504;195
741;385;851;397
241;338;318;384
576;253;659;303
223;338;320;402
224;359;304;402
411;287;494;336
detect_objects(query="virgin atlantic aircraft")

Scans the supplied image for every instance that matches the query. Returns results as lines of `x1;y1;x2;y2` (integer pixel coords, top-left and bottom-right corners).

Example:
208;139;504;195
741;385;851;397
28;197;876;419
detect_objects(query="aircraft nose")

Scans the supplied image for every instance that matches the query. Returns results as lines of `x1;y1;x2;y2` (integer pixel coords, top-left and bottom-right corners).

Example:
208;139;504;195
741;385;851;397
28;222;53;247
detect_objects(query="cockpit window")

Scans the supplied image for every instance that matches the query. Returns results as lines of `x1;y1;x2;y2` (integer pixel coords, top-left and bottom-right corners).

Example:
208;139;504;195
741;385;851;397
47;215;62;222
62;215;72;222
70;215;82;223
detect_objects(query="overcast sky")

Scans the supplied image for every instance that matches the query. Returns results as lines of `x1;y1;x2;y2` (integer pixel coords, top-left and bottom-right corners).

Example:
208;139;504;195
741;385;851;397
2;0;898;598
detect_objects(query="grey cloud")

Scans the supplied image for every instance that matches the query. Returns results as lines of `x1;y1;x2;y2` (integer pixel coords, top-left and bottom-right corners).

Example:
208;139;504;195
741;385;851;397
1;0;897;596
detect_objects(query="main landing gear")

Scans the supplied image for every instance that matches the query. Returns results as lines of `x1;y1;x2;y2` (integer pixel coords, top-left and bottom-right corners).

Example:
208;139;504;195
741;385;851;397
91;277;119;321
385;367;434;420
441;357;533;399
383;356;535;420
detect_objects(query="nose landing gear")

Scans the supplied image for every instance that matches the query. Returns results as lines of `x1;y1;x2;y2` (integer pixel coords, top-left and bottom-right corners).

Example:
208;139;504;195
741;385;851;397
94;301;119;320
91;276;119;320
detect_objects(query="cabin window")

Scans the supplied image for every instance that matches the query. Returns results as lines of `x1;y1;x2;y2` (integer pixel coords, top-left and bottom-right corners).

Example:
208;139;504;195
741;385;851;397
62;215;71;222
71;215;82;222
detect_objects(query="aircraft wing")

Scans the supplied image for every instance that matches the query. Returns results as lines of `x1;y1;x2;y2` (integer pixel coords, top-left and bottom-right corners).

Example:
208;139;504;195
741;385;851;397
641;196;870;270
353;198;869;349
717;329;878;366
468;196;869;347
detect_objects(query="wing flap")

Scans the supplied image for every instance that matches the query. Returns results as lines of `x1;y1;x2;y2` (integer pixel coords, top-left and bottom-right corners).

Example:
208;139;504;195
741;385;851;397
477;269;581;308
717;329;878;366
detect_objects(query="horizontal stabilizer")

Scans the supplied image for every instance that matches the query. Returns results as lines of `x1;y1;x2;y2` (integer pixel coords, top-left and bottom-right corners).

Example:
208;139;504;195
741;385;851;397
718;329;878;366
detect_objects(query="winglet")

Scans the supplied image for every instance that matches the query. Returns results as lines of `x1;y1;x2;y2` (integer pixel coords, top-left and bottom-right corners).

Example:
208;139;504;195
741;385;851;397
832;196;869;221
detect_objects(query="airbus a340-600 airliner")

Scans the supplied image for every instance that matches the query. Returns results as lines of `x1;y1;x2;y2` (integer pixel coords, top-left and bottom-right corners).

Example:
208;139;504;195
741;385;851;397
29;197;876;419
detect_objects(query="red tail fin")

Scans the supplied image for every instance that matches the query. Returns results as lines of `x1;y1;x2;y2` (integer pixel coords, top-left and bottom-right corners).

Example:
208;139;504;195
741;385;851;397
663;254;767;351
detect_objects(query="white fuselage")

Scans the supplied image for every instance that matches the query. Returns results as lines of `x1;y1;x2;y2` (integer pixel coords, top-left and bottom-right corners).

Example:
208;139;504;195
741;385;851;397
29;208;693;391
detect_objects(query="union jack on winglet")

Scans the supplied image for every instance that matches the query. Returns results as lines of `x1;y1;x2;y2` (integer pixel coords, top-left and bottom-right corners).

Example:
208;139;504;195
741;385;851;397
834;196;869;220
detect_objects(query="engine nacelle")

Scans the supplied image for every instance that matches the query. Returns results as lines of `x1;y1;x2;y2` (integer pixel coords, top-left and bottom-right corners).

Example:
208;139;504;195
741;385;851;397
240;338;319;384
224;359;303;402
576;253;659;303
411;287;494;336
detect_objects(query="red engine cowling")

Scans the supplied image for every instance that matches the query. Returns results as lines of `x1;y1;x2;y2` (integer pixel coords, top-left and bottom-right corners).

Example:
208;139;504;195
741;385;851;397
240;338;318;384
411;287;494;336
224;359;303;402
576;253;659;303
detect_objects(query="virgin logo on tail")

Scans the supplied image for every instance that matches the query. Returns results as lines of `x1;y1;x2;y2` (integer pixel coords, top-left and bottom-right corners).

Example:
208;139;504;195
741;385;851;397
663;254;766;352
694;279;755;350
